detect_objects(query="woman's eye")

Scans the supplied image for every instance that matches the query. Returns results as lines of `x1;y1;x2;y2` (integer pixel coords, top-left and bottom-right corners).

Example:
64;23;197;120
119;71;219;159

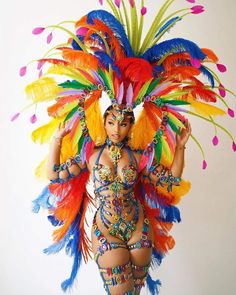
121;124;127;127
108;121;114;125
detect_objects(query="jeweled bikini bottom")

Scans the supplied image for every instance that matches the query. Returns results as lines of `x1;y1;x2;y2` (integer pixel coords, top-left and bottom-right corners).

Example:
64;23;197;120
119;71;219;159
92;208;154;295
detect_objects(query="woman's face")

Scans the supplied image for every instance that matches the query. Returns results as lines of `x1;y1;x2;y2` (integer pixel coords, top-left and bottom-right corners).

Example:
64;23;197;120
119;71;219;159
104;110;132;144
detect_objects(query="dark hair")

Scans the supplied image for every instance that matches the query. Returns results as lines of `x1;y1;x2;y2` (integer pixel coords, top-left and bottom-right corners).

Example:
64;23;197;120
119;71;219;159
103;105;135;124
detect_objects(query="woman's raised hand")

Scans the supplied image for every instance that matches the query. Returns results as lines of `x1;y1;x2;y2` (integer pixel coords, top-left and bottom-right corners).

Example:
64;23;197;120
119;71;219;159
54;121;72;140
176;118;192;148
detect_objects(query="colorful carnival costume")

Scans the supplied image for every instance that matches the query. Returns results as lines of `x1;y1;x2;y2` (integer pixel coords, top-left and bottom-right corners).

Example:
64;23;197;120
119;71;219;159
12;0;236;294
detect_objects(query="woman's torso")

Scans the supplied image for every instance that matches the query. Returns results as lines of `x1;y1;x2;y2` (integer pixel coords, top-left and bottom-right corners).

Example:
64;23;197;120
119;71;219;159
87;144;143;242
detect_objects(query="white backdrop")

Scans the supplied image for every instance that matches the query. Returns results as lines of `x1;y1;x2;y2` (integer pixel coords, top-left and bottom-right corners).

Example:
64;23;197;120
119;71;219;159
1;1;236;295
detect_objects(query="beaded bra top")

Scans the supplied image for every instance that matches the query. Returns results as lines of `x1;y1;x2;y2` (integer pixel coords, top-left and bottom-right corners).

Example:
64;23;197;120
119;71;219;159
93;144;139;191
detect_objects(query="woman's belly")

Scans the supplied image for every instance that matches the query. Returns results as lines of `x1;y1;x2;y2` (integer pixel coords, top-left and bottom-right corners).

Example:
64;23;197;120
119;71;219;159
93;199;153;244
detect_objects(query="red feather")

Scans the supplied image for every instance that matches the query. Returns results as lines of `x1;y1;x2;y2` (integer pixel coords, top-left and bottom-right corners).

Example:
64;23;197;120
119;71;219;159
183;85;217;102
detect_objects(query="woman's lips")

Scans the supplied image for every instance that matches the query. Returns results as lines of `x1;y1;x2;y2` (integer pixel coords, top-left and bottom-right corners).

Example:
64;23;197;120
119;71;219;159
112;134;120;139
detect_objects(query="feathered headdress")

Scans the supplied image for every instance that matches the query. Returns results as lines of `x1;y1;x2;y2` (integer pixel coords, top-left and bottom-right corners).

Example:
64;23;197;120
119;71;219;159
13;0;235;172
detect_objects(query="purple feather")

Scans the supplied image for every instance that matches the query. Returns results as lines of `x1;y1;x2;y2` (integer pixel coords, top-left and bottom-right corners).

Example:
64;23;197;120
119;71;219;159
126;83;133;105
117;82;124;104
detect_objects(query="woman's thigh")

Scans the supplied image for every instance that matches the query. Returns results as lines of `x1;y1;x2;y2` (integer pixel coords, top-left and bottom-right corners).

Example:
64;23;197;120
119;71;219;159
91;229;134;295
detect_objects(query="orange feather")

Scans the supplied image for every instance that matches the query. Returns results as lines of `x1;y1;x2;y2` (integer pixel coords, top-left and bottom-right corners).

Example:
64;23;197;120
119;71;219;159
201;48;219;63
62;48;99;70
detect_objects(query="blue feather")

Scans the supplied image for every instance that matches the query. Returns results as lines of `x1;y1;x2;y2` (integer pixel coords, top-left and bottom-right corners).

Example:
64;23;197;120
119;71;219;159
159;205;181;223
145;190;181;223
32;185;57;213
86;10;133;57
60;206;84;292
43;234;69;254
142;38;206;62
199;65;215;88
94;51;121;76
72;35;84;50
47;215;64;226
155;17;181;38
146;273;162;295
151;248;164;268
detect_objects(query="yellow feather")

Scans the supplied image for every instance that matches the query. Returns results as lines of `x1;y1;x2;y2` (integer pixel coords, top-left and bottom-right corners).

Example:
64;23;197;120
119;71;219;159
31;117;63;144
47;65;91;86
60;133;78;162
56;101;78;117
72;124;82;150
34;155;48;180
188;96;226;117
157;178;191;205
168;112;186;128
161;136;172;165
129;108;155;149
85;99;107;145
25;77;62;103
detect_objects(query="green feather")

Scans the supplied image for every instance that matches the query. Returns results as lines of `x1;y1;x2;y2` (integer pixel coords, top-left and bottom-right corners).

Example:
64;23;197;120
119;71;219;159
146;78;162;95
168;112;185;128
161;136;171;162
168;116;181;135
59;81;87;89
155;140;162;164
136;79;152;100
162;99;190;105
78;135;84;154
64;106;78;121
98;68;110;89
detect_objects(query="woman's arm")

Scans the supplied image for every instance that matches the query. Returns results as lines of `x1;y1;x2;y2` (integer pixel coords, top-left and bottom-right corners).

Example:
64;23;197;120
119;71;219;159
142;119;191;192
170;118;191;178
47;122;86;183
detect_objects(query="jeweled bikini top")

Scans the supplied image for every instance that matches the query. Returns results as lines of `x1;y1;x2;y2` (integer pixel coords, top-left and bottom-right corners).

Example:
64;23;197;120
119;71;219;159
93;138;139;192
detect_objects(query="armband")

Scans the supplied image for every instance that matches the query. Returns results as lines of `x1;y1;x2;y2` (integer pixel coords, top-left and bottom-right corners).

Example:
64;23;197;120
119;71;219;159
52;154;82;173
150;164;182;192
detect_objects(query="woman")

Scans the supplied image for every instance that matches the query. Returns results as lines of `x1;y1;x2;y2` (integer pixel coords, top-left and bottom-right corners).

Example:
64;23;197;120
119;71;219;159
16;0;234;294
47;104;191;295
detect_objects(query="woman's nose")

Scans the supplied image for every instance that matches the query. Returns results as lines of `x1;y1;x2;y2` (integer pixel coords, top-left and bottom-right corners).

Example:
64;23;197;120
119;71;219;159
114;123;119;133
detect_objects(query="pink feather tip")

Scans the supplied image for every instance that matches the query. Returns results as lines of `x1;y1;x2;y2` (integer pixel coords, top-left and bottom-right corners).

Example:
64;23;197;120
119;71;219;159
218;83;226;98
190;57;201;68
232;142;236;152
129;0;134;8
19;66;27;77
76;27;89;36
30;114;37;124
47;32;53;44
141;7;147;16
217;63;227;73
191;5;204;14
114;0;121;8
212;136;219;146
227;108;235;118
98;0;103;5
37;60;45;70
32;27;45;35
186;0;196;3
38;69;43;78
10;112;20;122
202;160;207;169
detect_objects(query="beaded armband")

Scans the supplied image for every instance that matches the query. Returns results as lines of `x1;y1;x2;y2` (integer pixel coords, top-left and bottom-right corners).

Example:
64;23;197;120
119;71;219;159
52;154;81;173
50;154;84;184
149;164;181;192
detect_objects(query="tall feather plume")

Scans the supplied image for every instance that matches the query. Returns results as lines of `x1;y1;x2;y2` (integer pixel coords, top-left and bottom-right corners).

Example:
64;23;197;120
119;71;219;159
86;10;133;56
142;38;206;62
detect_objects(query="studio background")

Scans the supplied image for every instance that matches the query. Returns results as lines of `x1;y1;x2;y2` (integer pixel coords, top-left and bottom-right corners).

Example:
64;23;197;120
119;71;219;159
1;0;236;295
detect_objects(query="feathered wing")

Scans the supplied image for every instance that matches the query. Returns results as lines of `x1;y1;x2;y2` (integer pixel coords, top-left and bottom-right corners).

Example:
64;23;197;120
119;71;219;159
32;169;93;292
134;166;191;294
